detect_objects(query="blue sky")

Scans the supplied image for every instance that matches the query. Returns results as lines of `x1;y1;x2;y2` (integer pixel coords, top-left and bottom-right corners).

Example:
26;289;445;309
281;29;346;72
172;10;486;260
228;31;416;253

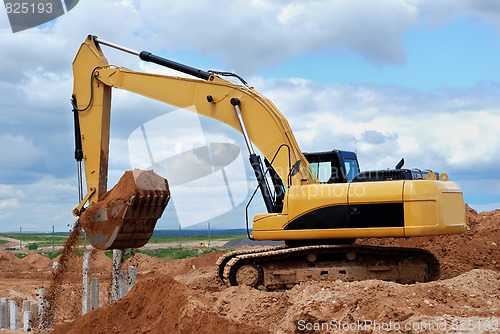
0;0;499;232
260;17;500;89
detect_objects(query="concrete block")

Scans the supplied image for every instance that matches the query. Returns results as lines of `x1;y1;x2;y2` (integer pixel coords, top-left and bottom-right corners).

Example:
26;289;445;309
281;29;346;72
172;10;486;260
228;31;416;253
91;277;99;310
23;311;31;332
128;265;137;291
0;298;8;329
9;300;18;330
82;251;91;315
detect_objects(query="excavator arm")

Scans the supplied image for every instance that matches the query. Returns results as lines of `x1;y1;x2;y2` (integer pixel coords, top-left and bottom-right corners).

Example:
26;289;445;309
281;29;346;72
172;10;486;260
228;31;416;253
73;35;317;203
72;35;317;249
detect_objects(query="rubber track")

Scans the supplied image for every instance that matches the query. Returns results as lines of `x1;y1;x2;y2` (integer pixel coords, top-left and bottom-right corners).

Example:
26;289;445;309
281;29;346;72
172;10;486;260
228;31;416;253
219;245;440;288
215;245;287;284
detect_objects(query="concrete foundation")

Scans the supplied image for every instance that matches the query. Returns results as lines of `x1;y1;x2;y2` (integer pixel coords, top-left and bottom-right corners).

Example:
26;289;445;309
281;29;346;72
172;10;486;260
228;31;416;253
9;300;18;330
21;300;30;330
23;311;31;332
82;251;91;315
22;300;30;315
30;303;38;327
111;249;123;302
0;298;8;329
91;277;99;310
128;265;137;291
118;269;127;299
37;288;48;328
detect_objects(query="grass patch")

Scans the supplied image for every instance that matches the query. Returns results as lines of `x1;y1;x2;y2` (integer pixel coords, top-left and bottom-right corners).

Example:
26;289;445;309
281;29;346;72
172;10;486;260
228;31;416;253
147;234;246;244
0;240;9;245
40;251;62;260
105;248;210;261
0;233;243;248
1;232;240;263
140;248;217;261
1;234;69;247
15;253;28;259
104;248;139;262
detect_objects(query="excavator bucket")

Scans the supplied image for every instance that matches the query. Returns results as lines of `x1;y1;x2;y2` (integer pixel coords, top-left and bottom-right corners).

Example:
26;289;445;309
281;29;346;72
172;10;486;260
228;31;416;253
79;169;170;250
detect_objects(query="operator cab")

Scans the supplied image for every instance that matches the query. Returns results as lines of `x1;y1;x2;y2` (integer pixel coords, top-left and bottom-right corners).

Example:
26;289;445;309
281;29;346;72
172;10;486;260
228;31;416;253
303;150;360;183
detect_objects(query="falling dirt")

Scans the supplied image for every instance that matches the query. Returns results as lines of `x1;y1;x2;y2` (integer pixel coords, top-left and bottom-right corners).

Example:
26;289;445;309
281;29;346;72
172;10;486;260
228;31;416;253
1;205;499;333
41;220;83;330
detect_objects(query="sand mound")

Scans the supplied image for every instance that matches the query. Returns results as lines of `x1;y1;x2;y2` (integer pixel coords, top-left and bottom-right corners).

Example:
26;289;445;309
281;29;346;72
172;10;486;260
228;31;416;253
50;249;112;275
51;268;500;334
91;250;113;273
164;251;224;276
124;252;170;274
49;206;500;334
0;251;32;272
53;252;82;271
357;204;499;278
52;275;268;334
213;269;499;333
23;252;53;269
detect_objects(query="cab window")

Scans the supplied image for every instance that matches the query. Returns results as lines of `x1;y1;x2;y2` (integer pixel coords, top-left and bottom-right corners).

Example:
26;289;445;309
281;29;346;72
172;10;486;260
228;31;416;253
344;158;360;182
309;161;332;183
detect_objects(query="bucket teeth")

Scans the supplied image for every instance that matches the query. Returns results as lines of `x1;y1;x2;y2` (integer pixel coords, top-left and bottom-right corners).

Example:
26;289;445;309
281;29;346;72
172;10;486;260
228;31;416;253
82;190;170;250
85;191;170;250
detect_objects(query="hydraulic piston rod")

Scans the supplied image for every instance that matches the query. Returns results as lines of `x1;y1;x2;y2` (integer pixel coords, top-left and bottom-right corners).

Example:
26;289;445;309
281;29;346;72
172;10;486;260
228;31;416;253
230;98;276;213
92;35;211;80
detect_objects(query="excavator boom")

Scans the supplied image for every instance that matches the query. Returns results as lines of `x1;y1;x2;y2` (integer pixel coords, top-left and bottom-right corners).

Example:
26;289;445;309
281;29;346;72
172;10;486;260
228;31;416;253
72;35;315;249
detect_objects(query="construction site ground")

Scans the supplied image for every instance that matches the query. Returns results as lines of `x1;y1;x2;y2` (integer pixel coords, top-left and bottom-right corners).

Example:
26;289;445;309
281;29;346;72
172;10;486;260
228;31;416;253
0;205;498;333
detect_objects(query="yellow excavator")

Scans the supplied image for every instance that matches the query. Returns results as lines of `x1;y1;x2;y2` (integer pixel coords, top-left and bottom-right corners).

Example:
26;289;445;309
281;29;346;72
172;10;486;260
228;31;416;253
72;35;465;288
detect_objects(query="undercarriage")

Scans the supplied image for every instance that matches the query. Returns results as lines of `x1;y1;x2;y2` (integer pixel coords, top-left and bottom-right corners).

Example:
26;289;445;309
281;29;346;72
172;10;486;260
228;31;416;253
216;245;440;289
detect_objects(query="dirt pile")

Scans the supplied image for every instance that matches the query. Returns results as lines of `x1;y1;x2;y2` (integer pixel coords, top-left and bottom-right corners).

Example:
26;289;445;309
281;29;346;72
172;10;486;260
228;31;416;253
52;275;268;334
357;205;499;278
23;252;53;270
42;206;500;333
124;252;171;275
0;251;32;272
91;248;113;272
51;254;499;334
214;269;499;333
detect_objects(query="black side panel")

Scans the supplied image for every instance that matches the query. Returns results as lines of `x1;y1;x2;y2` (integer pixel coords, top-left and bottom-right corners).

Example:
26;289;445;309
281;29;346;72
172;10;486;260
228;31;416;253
349;203;404;228
284;206;350;230
284;203;404;230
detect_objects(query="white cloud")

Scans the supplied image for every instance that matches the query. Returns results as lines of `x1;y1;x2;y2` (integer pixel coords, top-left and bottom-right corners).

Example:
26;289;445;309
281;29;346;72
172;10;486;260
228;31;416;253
0;185;24;219
257;79;500;175
19;70;72;109
407;0;500;30
138;0;417;72
1;0;498;83
0;134;44;168
0;177;77;232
